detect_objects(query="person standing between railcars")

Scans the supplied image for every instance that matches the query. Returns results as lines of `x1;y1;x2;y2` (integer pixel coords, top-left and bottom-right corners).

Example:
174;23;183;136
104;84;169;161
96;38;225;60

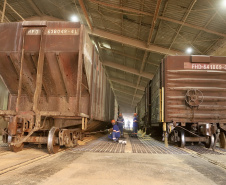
127;120;131;130
108;120;120;142
133;113;138;137
117;113;125;138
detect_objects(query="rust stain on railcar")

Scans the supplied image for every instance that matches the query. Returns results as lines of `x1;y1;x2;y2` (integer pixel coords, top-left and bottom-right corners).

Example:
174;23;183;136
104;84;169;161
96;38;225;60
164;56;226;123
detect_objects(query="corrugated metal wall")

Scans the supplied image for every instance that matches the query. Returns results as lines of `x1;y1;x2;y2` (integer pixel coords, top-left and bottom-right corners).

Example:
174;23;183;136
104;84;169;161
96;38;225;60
0;77;8;133
137;94;146;128
0;77;8;110
90;50;116;122
151;66;161;124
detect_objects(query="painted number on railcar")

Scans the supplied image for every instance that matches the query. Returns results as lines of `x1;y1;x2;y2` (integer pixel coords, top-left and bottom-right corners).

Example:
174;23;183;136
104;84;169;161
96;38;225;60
26;28;80;35
184;62;226;70
45;28;80;35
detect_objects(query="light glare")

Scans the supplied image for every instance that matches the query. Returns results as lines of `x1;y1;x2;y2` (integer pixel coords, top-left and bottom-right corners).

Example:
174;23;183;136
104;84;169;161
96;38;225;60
102;43;111;49
222;0;226;7
70;15;79;22
186;47;193;54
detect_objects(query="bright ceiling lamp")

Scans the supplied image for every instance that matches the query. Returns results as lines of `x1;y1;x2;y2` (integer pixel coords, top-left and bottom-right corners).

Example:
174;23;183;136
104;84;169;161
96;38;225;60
70;15;79;22
186;47;193;54
221;0;226;7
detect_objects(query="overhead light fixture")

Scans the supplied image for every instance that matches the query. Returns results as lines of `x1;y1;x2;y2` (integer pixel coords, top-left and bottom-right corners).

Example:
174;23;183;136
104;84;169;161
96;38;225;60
102;43;111;49
186;47;193;54
70;15;79;22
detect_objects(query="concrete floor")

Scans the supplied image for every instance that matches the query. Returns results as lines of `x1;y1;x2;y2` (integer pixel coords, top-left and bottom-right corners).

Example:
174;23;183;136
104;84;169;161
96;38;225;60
0;136;226;185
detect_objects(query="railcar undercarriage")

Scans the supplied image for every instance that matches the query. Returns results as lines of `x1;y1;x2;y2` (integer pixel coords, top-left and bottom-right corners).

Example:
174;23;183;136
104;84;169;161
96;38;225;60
167;122;226;149
0;111;86;153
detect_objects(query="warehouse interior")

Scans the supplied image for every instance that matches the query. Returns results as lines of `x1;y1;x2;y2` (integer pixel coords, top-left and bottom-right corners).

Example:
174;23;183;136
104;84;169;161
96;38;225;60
1;0;226;112
0;0;226;185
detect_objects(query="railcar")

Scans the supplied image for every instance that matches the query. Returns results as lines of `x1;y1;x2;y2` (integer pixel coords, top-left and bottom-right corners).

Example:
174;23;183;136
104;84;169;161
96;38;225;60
0;21;117;153
139;55;226;148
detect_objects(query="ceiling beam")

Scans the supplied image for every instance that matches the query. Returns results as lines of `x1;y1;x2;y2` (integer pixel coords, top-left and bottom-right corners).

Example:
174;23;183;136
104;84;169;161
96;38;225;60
147;0;162;46
6;2;25;21
0;10;10;22
131;0;162;105
117;96;139;103
116;92;140;98
78;0;93;30
25;15;63;21
116;95;140;103
113;87;142;98
88;0;226;38
99;41;159;67
109;77;145;91
102;60;154;79
200;1;225;54
117;99;137;106
168;0;197;51
117;96;137;104
27;0;43;17
1;0;7;23
115;91;140;99
132;51;148;105
88;28;184;55
153;1;169;44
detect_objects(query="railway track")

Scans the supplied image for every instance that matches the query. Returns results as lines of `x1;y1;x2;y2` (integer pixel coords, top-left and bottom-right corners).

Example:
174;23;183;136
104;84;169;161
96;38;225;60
0;147;67;176
73;135;125;153
0;150;12;157
0;134;225;176
181;146;226;170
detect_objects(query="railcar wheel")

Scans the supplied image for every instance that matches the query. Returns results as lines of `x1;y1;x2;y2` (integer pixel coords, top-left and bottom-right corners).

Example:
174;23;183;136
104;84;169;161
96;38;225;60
47;127;60;154
178;130;186;148
8;136;24;152
219;132;226;149
204;135;214;148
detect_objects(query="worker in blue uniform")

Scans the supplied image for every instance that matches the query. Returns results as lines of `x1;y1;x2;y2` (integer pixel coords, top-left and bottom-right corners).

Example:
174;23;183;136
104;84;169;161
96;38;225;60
108;120;120;142
133;113;138;137
117;113;124;137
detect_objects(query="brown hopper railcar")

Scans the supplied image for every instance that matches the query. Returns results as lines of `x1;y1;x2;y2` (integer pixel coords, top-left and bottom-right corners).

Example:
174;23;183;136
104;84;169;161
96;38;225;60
0;21;117;153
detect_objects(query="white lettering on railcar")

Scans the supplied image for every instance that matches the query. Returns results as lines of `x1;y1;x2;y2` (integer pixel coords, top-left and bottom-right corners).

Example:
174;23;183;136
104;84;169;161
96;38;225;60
186;63;226;70
27;29;41;35
26;28;80;35
45;28;80;35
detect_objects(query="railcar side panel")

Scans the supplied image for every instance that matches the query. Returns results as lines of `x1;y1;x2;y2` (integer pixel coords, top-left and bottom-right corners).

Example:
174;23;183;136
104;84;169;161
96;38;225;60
151;65;161;124
0;21;116;153
164;56;226;123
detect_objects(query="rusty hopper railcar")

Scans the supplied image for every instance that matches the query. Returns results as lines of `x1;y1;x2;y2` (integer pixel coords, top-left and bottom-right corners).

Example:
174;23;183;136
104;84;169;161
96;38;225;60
0;21;116;153
150;55;226;148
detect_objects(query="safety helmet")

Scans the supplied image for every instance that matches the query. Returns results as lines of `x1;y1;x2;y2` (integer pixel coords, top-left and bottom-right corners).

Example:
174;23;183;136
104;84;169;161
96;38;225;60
111;119;116;124
134;113;137;116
